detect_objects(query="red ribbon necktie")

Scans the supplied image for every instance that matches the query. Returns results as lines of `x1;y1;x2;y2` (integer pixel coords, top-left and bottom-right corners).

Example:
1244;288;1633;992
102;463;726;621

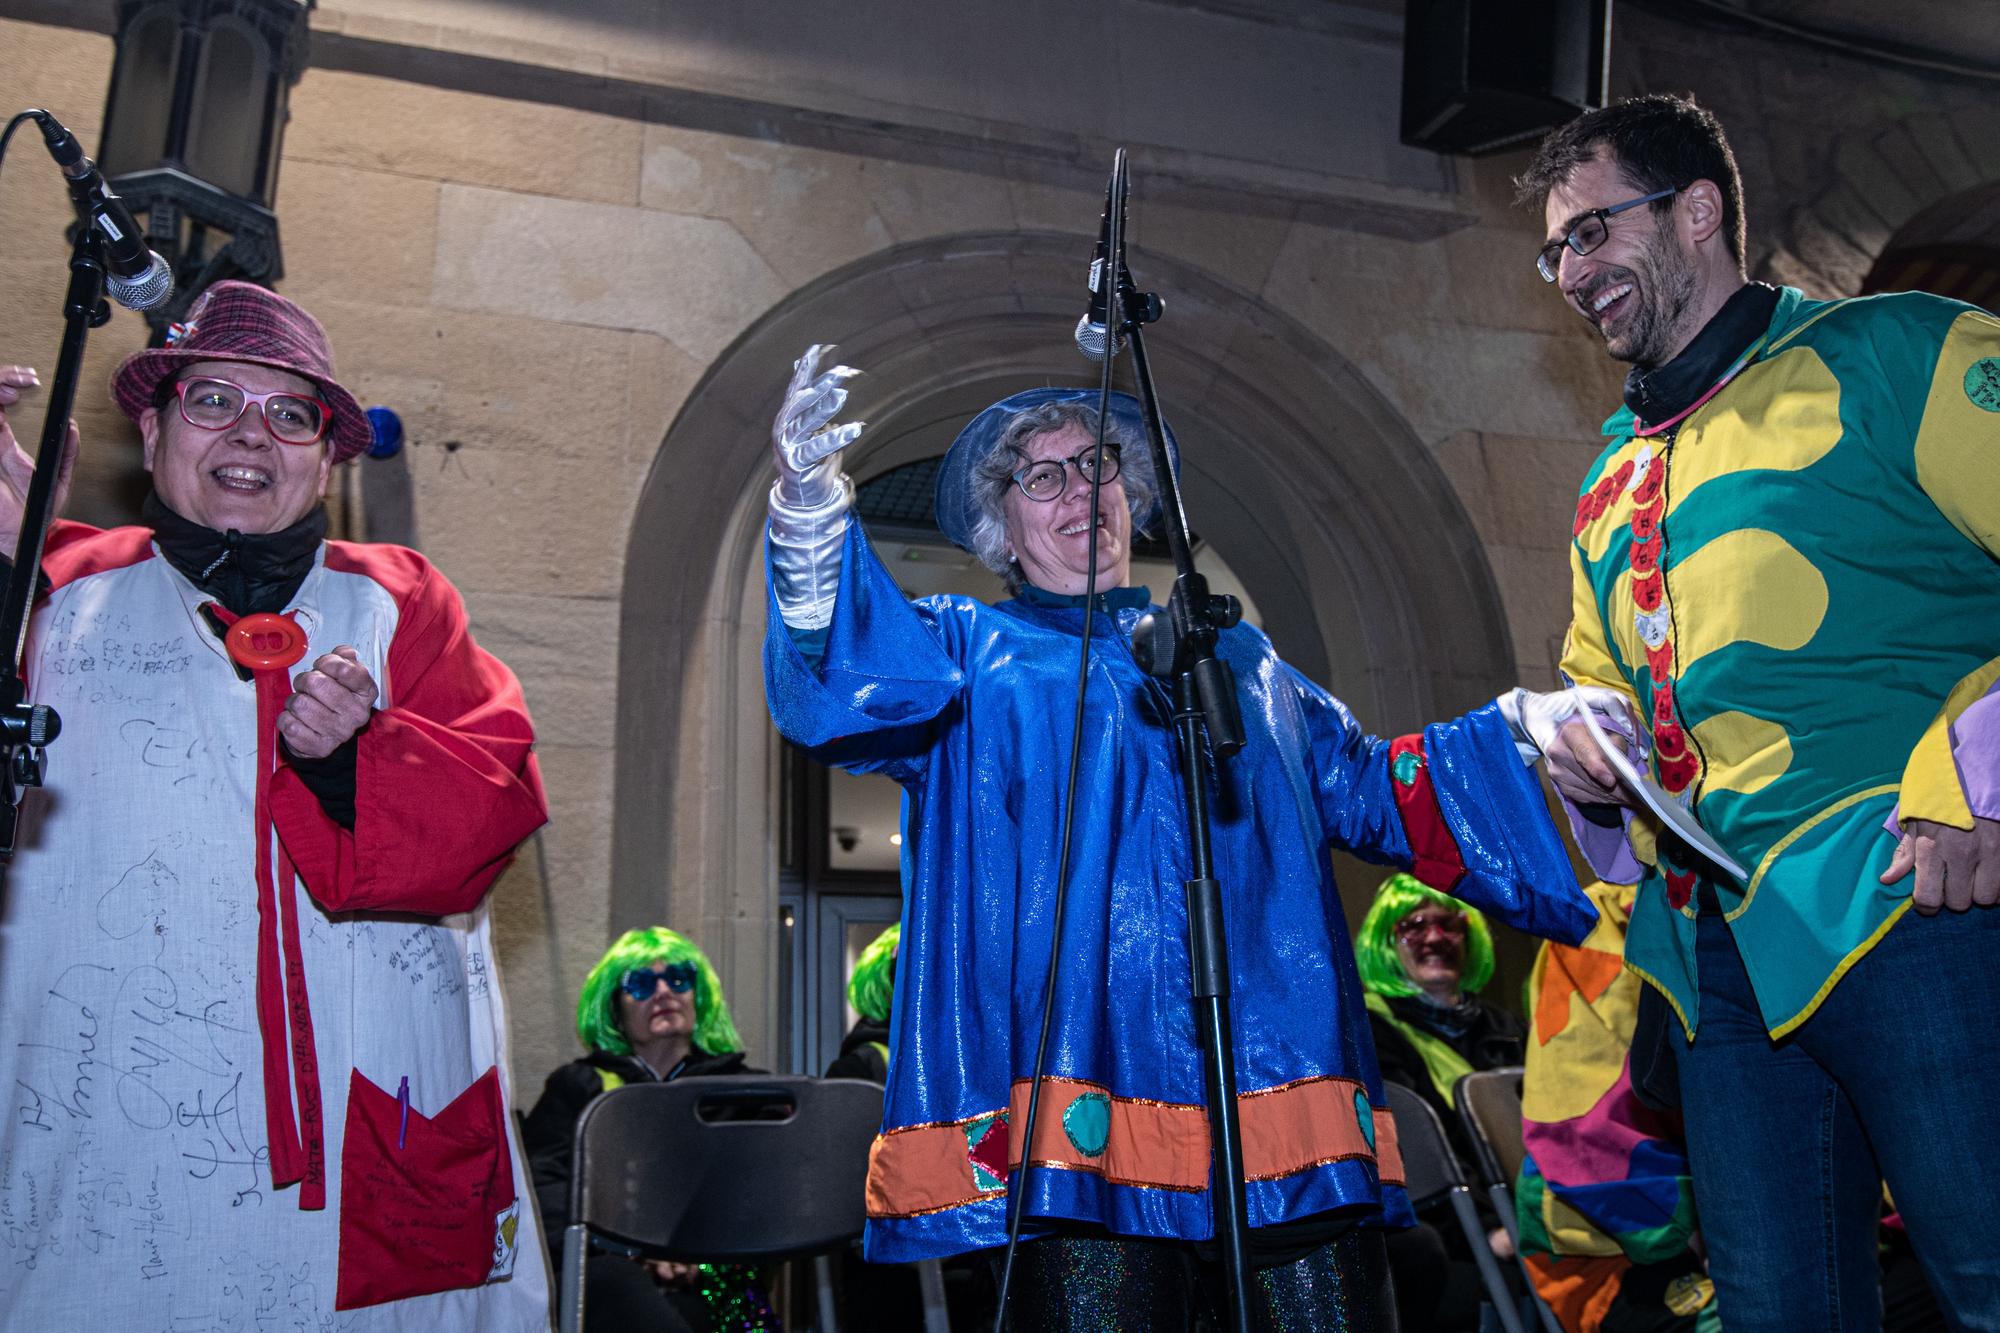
211;606;327;1210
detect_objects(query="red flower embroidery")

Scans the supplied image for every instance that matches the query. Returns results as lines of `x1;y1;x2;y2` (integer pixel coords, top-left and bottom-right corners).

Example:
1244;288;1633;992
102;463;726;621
1633;572;1664;613
1658;750;1700;793
1646;639;1675;680
1654;717;1687;759
1631;499;1662;544
1632;461;1664;507
1664;866;1696;910
1589;477;1620;518
1574;495;1595;537
1653;676;1676;720
1630;531;1663;575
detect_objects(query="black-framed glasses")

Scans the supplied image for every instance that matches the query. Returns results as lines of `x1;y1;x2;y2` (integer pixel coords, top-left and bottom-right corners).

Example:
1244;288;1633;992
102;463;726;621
1537;187;1678;283
620;962;697;1002
174;376;331;445
1010;446;1121;501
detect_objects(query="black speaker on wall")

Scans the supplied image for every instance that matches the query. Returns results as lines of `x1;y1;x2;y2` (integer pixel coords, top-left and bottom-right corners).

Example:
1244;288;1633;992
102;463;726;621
1402;0;1612;155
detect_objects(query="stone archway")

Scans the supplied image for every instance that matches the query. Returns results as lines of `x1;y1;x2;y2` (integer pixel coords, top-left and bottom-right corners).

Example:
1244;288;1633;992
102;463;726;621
612;231;1513;1055
1759;100;2000;296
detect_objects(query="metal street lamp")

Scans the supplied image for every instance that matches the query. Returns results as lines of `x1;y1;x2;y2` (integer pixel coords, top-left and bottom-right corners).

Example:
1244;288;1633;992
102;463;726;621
96;0;311;343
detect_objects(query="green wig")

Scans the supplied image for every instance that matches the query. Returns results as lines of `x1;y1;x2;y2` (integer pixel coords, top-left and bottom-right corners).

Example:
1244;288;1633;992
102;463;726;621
847;923;900;1024
1354;873;1495;998
575;927;742;1057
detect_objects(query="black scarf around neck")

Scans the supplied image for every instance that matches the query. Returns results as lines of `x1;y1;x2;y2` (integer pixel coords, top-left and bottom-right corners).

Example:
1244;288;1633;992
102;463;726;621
1622;281;1780;429
144;492;326;617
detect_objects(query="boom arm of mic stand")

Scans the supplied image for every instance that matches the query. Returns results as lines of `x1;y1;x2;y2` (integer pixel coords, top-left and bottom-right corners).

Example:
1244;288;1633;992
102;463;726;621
1117;273;1245;756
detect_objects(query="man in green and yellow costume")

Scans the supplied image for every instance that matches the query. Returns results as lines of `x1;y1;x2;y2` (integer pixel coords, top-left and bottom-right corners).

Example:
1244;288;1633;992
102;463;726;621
1516;95;2000;1330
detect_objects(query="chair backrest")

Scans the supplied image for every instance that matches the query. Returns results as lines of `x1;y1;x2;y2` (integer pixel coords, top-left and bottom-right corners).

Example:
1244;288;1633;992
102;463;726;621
1454;1066;1527;1189
570;1075;883;1262
1381;1081;1466;1210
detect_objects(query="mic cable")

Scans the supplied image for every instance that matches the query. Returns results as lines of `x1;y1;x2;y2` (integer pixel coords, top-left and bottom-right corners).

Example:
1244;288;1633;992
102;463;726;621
991;149;1129;1333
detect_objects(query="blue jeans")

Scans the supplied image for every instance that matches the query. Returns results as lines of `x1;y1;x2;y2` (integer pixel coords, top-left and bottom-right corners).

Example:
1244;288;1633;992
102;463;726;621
1676;904;2000;1331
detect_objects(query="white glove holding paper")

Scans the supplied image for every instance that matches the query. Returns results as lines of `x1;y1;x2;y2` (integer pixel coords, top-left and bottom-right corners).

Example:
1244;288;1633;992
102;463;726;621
1498;684;1640;771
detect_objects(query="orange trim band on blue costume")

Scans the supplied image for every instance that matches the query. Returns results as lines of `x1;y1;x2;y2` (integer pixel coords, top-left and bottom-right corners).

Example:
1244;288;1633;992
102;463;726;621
863;1074;1404;1221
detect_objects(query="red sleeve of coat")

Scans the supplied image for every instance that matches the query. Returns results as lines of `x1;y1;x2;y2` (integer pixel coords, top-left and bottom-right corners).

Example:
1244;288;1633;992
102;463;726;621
1387;733;1467;893
41;521;150;588
270;542;548;916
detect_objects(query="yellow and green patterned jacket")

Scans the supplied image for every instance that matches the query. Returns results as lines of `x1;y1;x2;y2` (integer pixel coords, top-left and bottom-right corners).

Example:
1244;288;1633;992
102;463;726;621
1563;286;2000;1038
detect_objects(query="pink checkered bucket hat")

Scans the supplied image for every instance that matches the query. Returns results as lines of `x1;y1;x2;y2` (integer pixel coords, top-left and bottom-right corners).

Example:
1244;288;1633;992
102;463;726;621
111;280;372;462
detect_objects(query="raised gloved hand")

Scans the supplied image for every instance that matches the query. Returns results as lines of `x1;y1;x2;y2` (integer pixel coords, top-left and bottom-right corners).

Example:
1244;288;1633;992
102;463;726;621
1498;684;1643;809
768;345;863;630
773;344;861;507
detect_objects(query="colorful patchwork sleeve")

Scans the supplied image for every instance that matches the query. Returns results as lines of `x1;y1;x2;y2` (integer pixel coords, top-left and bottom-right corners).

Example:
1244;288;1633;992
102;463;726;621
1519;884;1698;1269
1898;308;2000;830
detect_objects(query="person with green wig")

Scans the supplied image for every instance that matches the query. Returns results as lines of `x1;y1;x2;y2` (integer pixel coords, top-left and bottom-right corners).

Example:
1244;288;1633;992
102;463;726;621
1356;872;1521;1113
826;922;898;1082
521;927;772;1333
1358;872;1528;1331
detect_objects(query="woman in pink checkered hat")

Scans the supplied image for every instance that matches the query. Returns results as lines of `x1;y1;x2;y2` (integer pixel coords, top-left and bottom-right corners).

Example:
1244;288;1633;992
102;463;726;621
0;281;552;1330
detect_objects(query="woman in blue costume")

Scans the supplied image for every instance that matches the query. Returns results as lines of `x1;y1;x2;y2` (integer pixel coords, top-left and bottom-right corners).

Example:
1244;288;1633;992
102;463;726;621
762;346;1600;1330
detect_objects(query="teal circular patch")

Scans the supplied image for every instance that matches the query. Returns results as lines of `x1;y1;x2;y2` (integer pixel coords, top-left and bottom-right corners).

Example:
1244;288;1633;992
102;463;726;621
1353;1090;1376;1153
1966;357;2000;412
1391;751;1424;788
1062;1093;1112;1157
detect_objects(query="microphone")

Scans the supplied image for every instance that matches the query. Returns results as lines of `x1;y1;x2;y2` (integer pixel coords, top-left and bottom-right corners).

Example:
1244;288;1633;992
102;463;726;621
1074;175;1117;361
32;110;174;312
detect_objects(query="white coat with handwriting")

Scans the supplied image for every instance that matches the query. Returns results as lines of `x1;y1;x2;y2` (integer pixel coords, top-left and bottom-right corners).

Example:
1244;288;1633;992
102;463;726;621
0;521;550;1330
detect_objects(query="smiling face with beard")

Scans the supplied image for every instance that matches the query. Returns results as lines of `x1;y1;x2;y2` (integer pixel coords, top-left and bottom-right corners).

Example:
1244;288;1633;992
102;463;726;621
1544;151;1704;370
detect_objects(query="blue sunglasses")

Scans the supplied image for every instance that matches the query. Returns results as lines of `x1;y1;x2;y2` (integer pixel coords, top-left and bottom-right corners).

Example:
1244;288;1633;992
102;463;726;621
620;962;698;1002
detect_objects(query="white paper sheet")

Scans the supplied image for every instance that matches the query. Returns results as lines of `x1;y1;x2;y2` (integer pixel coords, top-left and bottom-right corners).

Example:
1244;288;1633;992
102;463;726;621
1573;689;1749;883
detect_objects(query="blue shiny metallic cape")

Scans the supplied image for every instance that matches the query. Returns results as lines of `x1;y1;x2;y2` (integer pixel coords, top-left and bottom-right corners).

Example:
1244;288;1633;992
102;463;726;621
764;522;1592;1263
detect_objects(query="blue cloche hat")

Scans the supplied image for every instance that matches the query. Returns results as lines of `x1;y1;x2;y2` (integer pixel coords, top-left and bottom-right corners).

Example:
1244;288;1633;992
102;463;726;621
933;387;1180;553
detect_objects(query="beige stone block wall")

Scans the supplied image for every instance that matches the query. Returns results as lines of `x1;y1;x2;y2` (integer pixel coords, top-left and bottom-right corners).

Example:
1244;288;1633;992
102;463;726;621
0;13;1635;1084
274;74;663;1085
50;0;1986;1080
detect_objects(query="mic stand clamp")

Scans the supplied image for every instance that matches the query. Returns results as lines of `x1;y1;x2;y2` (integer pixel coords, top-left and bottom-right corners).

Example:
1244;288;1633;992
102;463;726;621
1130;573;1245;755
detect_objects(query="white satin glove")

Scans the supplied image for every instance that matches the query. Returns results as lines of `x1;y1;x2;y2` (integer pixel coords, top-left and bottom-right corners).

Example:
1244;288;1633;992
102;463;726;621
769;344;863;630
1497;685;1638;764
1498;684;1644;810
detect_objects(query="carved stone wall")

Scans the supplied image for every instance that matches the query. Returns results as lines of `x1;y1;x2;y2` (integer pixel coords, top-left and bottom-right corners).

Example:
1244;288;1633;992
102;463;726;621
0;0;1986;1081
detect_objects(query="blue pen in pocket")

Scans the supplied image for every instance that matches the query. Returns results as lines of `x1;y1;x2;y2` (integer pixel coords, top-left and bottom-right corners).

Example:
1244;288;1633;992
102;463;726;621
397;1075;410;1150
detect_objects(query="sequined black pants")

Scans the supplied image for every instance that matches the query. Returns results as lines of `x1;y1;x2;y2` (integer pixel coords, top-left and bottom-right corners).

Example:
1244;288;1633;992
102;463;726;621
1002;1226;1398;1332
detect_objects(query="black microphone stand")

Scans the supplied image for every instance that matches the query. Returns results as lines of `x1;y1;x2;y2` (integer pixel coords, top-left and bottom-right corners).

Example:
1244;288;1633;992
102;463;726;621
1098;151;1256;1333
0;220;99;853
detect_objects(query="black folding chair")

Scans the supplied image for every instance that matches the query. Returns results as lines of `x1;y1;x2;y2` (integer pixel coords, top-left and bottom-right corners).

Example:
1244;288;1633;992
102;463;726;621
1455;1067;1563;1333
1382;1080;1526;1333
557;1076;883;1333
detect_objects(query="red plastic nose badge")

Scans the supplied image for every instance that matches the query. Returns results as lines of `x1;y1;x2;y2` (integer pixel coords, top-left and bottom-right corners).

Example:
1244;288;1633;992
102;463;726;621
226;612;309;672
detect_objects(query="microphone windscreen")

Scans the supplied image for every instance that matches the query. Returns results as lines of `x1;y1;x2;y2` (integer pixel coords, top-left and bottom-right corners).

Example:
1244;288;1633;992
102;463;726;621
1074;313;1108;361
107;251;174;312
